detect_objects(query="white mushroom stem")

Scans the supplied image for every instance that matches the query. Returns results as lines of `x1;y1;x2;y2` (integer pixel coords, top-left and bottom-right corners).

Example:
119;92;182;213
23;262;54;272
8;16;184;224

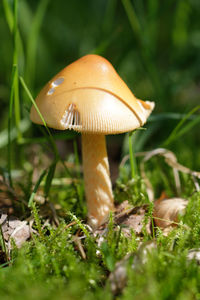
82;133;114;229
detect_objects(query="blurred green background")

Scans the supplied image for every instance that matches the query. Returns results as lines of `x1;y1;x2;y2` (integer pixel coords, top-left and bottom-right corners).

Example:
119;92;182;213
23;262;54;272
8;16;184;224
0;0;200;172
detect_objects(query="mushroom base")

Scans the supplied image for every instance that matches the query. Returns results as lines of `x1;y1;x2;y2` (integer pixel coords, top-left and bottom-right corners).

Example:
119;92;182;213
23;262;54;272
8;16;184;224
82;133;114;229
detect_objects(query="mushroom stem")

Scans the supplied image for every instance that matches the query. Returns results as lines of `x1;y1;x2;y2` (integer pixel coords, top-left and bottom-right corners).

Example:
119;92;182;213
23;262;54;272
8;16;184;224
82;133;114;228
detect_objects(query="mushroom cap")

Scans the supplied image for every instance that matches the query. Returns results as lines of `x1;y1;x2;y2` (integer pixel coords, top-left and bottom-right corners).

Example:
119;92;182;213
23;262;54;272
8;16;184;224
30;54;154;134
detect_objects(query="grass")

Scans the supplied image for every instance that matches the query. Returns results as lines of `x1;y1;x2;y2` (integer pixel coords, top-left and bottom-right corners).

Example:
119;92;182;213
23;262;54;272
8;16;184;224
0;0;200;299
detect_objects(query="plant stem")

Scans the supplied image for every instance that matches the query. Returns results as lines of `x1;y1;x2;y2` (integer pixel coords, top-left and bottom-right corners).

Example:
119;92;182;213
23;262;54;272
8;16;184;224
73;139;84;208
0;224;8;262
8;65;17;187
129;131;137;178
13;0;22;142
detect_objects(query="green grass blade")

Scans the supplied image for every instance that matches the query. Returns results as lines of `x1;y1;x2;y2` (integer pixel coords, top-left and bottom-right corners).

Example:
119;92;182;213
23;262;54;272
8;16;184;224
2;0;14;31
174;115;200;140
25;0;50;87
73;139;84;211
44;161;57;198
13;0;22;142
19;77;72;179
19;76;58;158
163;105;200;146
121;0;164;103
0;224;8;262
8;65;17;187
13;68;21;141
19;77;47;127
5;0;22;149
3;0;25;78
121;0;141;39
149;112;199;122
28;169;47;207
13;0;18;65
129;131;137;178
73;139;81;180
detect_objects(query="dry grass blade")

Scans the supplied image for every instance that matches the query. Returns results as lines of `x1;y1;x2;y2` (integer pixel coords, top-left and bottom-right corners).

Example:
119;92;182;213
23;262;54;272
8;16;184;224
73;235;86;260
136;148;200;200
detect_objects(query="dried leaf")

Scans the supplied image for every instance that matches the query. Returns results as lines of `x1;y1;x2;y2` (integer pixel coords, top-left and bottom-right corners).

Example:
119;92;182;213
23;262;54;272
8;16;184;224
0;212;30;253
114;201;151;236
8;221;30;249
94;201;151;239
153;197;188;229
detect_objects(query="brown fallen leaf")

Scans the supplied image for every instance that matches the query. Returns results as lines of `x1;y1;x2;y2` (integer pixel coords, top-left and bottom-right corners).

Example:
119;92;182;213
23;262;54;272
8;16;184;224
114;201;151;237
94;201;151;240
153;197;188;229
0;212;31;256
8;220;30;249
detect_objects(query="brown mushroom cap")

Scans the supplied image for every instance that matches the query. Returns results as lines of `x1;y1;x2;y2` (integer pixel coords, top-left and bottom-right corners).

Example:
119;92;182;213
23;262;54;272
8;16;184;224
30;54;154;134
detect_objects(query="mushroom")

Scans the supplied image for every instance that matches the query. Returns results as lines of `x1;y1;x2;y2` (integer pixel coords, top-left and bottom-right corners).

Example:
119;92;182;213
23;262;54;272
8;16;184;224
30;54;154;229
